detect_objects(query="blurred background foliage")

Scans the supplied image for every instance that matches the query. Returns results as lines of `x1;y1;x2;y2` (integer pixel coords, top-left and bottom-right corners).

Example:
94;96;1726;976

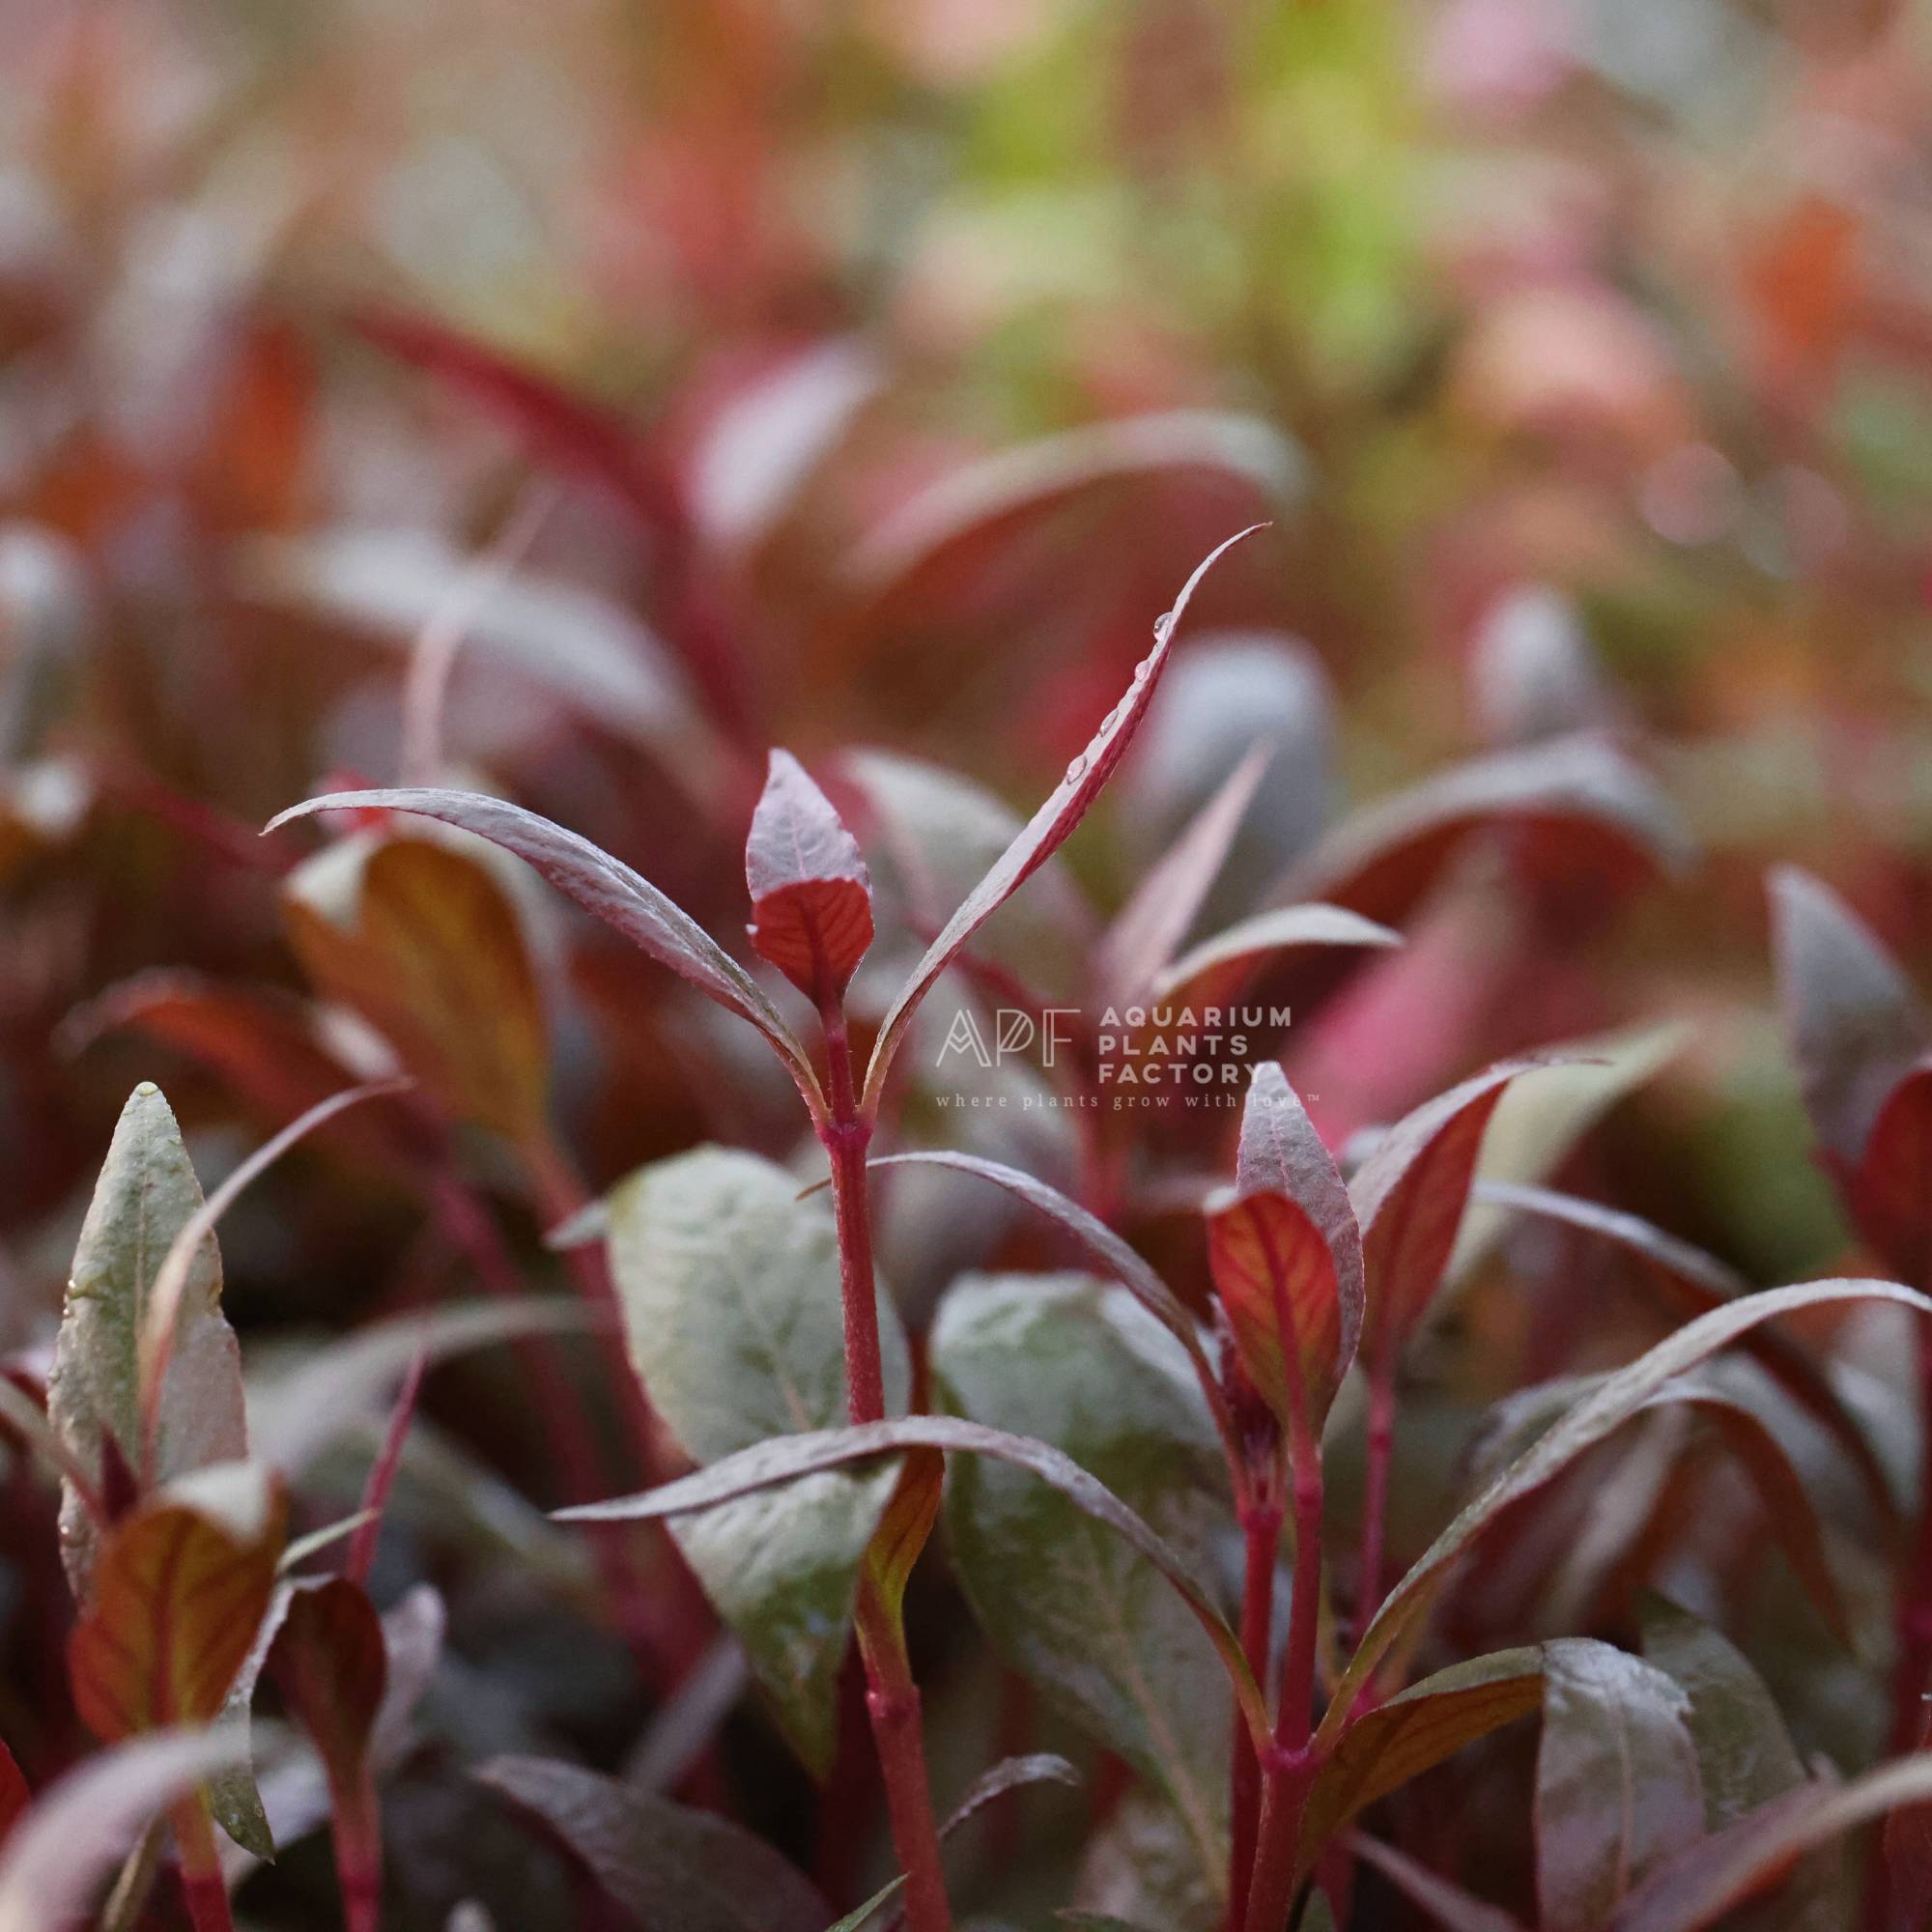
7;0;1932;1921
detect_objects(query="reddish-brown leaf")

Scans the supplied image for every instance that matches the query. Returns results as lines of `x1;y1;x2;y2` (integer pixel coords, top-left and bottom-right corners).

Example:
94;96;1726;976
1847;1057;1932;1287
266;1578;386;1799
745;751;874;1002
1351;1058;1551;1371
1769;866;1927;1169
0;1742;25;1849
862;1447;944;1635
69;1469;287;1741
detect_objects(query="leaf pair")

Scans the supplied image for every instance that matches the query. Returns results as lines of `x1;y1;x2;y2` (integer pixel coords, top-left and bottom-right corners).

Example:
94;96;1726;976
268;527;1264;1123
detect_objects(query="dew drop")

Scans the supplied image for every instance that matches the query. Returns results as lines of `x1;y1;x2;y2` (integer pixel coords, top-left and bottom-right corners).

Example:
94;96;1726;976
1065;753;1089;783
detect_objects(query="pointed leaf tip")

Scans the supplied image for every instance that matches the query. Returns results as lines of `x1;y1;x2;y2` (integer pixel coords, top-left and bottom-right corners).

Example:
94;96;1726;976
745;750;874;1002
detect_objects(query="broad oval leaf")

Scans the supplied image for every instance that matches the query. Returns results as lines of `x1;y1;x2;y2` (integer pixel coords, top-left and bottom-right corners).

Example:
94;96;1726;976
1536;1639;1703;1931
1277;735;1689;926
860;526;1264;1116
1607;1755;1932;1932
931;1274;1235;1896
553;1411;1268;1752
745;750;874;1001
1150;902;1399;1009
0;1726;257;1932
1351;1057;1552;1372
477;1754;828;1932
1769;866;1927;1168
48;1083;246;1595
1324;1279;1932;1744
284;835;545;1139
605;1147;909;1776
70;1463;287;1741
265;787;822;1109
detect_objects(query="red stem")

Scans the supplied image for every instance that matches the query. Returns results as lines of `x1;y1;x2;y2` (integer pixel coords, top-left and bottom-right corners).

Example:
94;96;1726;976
1243;1441;1326;1932
1353;1369;1397;1654
330;1771;383;1932
171;1794;235;1932
817;993;952;1932
1227;1496;1281;1932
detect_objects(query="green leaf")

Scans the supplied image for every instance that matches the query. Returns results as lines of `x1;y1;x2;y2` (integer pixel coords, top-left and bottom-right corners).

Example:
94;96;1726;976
606;1147;910;1777
48;1084;246;1596
1073;1787;1222;1931
1536;1640;1702;1931
477;1755;828;1932
1325;1279;1932;1742
554;1413;1267;1755
931;1274;1234;1900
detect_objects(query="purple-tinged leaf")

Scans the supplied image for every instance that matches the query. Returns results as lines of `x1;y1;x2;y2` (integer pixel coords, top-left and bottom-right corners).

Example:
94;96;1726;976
1150;902;1399;1008
1536;1640;1702;1932
1477;1181;1897;1530
1846;1056;1932;1285
1769;865;1927;1167
744;750;874;1002
860;527;1264;1116
266;1579;385;1809
1607;1756;1932;1932
0;1727;258;1932
477;1754;829;1932
1351;1058;1554;1371
1277;735;1689;927
554;1412;1269;1752
264;787;823;1109
842;413;1298;596
1470;586;1615;749
1094;743;1271;1009
1351;1835;1528;1932
1323;1279;1932;1747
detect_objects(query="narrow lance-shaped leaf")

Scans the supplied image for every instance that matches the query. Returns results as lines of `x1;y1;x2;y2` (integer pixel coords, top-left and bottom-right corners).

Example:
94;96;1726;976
0;1727;257;1932
1535;1640;1703;1931
1094;742;1271;1009
554;1412;1270;1752
861;526;1265;1116
1297;1647;1546;1868
1151;902;1400;1009
48;1083;246;1595
1207;1062;1363;1437
1769;865;1927;1167
862;1149;1238;1470
1350;1836;1527;1932
744;750;874;1002
1607;1755;1932;1932
1324;1278;1932;1746
477;1755;829;1932
69;1463;287;1742
1477;1180;1899;1529
265;787;823;1111
1351;1057;1553;1372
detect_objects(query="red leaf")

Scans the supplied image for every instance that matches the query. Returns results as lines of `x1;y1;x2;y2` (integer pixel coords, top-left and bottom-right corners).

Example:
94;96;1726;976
745;751;875;1002
1847;1057;1932;1287
860;525;1264;1115
69;1471;287;1741
1207;1188;1347;1439
0;1741;25;1849
267;1578;386;1801
1769;865;1927;1168
1351;1058;1550;1371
